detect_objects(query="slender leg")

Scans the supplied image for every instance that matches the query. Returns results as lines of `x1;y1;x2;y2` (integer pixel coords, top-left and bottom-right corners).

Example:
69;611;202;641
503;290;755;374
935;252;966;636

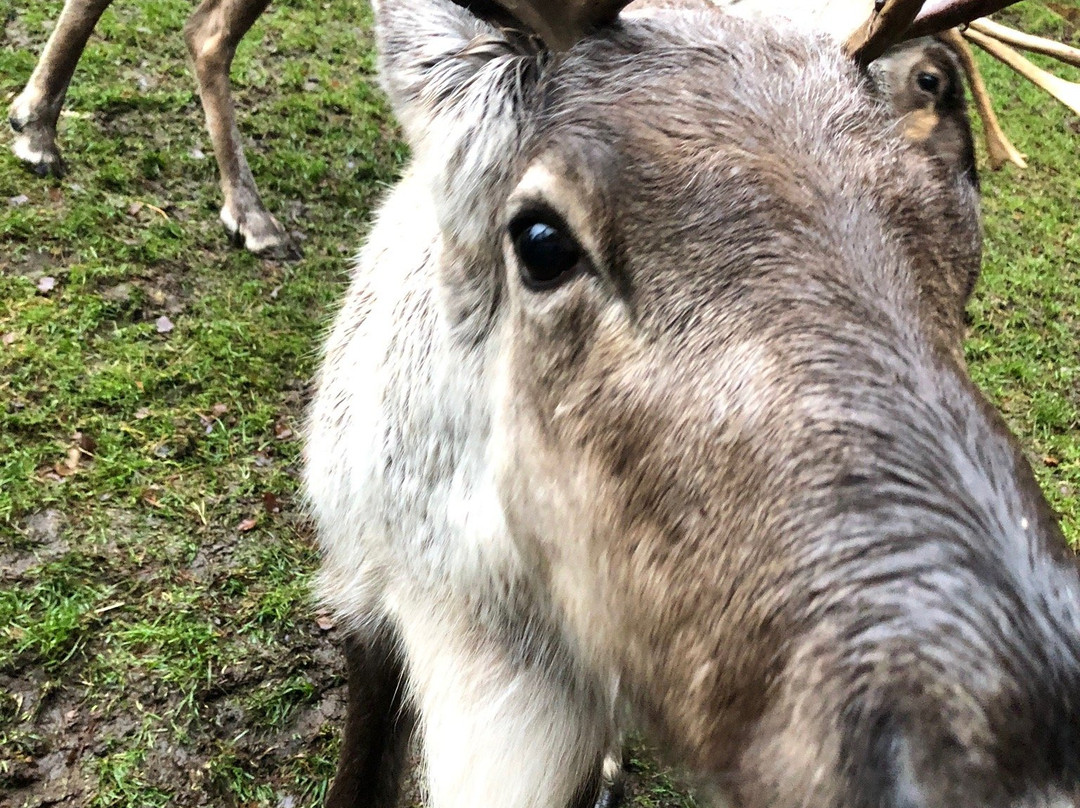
593;752;625;808
8;0;115;176
398;607;611;808
183;0;299;257
326;630;414;808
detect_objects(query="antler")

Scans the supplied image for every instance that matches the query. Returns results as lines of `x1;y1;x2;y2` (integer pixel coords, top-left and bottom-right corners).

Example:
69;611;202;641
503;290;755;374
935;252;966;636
963;26;1080;117
844;0;928;66
966;16;1080;67
905;0;1021;37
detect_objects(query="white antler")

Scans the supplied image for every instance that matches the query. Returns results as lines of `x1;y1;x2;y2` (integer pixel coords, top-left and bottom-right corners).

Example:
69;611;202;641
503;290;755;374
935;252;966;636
968;16;1080;68
963;25;1080;117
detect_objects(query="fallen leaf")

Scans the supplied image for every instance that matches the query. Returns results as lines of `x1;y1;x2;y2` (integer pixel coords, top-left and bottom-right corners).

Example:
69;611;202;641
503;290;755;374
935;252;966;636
237;517;258;533
48;187;63;204
38;468;65;483
2;332;16;346
128;201;144;216
37;276;56;293
274;421;293;441
8;194;29;206
189;147;206;160
55;447;82;476
135;407;151;420
316;615;335;632
155;315;174;334
263;492;281;514
1044;456;1061;467
210;403;228;417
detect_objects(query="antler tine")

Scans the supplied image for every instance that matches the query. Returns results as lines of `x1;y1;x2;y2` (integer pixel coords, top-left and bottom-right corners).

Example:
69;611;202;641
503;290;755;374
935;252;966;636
940;27;1027;169
842;0;1028;64
844;0;927;66
905;0;1019;38
967;17;1080;69
964;26;1080;117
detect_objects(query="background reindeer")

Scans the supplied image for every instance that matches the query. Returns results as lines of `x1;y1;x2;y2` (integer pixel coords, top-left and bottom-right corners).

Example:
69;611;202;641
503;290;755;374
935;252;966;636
7;0;297;256
303;0;1080;806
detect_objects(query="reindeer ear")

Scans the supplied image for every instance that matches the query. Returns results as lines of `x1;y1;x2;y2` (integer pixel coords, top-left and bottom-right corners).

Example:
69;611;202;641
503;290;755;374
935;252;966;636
375;0;496;143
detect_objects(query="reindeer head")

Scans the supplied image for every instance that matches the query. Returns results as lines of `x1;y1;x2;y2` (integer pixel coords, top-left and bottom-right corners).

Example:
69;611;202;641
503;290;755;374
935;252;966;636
360;0;1080;804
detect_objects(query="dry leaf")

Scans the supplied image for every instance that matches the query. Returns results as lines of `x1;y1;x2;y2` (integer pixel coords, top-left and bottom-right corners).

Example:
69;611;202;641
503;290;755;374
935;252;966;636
37;276;56;293
8;194;29;206
262;492;281;514
128;201;144;216
210;403;228;417
273;421;293;441
135;407;151;420
55;447;82;476
1044;456;1061;467
316;615;335;632
237;517;258;533
2;332;16;346
155;315;174;334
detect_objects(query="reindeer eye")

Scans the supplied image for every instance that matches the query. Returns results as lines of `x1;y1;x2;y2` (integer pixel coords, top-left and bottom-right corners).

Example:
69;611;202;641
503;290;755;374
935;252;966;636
509;216;584;290
916;71;941;95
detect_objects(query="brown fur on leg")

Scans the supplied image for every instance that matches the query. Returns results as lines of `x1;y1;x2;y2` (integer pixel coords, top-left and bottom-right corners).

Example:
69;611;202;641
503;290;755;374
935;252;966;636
183;0;299;257
326;631;414;808
8;0;115;175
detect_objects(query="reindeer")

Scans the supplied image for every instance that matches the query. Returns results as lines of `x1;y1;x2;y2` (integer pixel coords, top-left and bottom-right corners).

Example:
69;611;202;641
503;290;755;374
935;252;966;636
302;0;1080;805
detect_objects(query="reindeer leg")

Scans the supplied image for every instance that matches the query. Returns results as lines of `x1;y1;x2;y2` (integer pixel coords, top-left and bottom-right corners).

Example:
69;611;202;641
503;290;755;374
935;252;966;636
183;0;300;258
326;630;415;808
8;0;115;177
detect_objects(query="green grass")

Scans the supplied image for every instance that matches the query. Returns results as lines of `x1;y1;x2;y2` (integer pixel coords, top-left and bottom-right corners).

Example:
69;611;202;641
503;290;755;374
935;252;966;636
0;0;1078;806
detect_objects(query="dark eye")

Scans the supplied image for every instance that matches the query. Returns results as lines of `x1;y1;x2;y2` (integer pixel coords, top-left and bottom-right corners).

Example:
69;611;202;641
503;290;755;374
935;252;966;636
509;216;584;290
915;71;941;95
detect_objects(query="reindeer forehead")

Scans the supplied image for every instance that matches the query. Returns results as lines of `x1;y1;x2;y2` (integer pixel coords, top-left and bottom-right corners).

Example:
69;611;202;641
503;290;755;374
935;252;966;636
529;16;898;190
518;20;908;240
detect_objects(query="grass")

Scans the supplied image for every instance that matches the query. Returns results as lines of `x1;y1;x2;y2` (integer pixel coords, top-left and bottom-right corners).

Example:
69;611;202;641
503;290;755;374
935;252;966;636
0;0;1077;806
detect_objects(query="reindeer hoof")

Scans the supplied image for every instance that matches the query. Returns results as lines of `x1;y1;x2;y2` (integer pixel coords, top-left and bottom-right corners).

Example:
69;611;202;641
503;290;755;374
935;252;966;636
594;783;624;808
10;123;66;178
594;756;625;808
220;205;302;260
